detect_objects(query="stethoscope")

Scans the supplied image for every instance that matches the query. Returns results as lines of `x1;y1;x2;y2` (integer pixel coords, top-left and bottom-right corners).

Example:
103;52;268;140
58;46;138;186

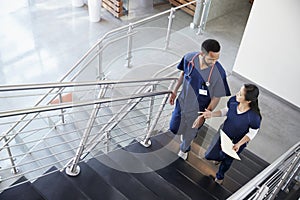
187;52;215;87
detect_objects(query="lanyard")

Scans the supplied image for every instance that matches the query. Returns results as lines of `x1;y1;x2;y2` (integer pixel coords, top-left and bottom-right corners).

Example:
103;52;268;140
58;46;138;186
187;53;215;87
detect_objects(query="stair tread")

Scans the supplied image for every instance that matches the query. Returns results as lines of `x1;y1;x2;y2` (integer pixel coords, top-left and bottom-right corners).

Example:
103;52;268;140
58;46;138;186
0;176;45;200
152;132;251;194
119;143;192;200
156;164;216;200
237;151;267;173
241;149;269;168
64;162;128;200
32;166;88;200
125;140;232;199
132;134;226;199
230;155;263;179
171;159;232;200
87;157;160;200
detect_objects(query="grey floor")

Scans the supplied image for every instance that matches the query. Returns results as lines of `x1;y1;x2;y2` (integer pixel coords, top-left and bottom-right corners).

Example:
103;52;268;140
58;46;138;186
0;0;299;164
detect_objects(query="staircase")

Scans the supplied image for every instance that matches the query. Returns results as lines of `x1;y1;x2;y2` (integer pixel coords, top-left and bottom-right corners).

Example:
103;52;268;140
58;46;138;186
0;128;269;200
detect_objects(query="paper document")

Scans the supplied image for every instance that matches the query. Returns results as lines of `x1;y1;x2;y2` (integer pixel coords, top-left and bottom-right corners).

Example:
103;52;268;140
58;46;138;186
220;130;241;160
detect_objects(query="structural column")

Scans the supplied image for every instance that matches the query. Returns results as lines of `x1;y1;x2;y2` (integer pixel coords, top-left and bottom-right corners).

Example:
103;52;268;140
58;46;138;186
88;0;102;22
190;0;203;29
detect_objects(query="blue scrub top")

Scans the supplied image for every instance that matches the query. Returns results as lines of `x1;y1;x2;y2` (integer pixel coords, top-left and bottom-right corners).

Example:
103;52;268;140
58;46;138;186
176;52;231;119
223;96;261;144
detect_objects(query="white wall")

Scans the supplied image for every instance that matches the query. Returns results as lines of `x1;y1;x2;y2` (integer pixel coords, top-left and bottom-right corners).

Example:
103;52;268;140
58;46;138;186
233;0;300;107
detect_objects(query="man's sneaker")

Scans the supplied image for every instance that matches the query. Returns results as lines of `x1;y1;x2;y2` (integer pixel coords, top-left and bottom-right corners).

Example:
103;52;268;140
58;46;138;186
214;177;224;184
178;150;188;160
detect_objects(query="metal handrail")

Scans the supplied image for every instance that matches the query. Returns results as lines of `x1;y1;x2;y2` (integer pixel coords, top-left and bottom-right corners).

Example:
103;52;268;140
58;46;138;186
0;89;173;149
0;78;175;190
0;77;176;92
228;141;300;200
0;0;186;155
0;77;175;135
0;1;197;189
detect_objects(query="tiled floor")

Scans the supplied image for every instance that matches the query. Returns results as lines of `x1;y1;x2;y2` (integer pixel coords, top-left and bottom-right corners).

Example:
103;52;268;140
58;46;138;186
0;0;299;165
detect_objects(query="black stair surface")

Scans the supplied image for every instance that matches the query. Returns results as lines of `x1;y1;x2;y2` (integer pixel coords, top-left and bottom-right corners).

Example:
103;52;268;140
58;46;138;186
0;129;271;200
107;145;192;200
123;137;231;200
63;162;128;200
0;176;45;200
188;126;270;193
32;166;88;200
87;157;160;200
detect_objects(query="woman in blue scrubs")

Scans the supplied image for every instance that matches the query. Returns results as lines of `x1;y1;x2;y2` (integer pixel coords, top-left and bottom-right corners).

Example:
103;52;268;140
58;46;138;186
198;84;262;184
169;39;231;160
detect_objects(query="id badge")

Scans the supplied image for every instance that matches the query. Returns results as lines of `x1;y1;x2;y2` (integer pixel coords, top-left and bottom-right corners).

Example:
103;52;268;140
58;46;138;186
199;89;207;96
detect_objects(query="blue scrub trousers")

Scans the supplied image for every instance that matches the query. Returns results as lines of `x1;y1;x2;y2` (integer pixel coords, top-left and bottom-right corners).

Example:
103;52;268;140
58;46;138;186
205;132;246;180
169;101;200;153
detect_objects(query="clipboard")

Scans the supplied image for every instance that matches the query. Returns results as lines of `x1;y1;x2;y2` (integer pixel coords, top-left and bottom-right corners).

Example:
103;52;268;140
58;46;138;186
220;130;241;160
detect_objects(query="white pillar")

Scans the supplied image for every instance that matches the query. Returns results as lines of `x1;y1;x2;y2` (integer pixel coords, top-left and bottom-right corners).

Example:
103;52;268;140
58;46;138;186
72;0;84;7
88;0;102;22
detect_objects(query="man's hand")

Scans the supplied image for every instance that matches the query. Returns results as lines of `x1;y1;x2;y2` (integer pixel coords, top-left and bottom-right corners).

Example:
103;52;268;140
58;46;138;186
192;115;205;128
169;92;177;105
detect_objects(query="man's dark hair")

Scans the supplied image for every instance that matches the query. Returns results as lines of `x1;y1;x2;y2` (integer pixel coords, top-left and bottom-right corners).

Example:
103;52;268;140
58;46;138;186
201;39;221;53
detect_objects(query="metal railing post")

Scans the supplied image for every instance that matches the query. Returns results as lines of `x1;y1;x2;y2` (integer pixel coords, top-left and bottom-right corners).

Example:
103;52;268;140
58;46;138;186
125;23;133;68
281;161;300;193
146;84;157;132
269;152;300;200
253;185;269;200
140;80;176;147
65;103;101;176
58;92;65;124
164;8;176;50
228;141;300;200
197;0;211;35
97;42;104;80
4;136;18;174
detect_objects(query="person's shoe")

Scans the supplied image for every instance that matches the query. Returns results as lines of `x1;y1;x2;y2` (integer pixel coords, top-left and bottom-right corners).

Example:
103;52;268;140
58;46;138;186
178;150;188;160
214;177;224;184
213;161;221;165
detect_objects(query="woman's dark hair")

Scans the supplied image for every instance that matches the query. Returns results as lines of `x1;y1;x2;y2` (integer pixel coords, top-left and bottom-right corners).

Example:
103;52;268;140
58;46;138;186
244;84;262;119
201;39;221;53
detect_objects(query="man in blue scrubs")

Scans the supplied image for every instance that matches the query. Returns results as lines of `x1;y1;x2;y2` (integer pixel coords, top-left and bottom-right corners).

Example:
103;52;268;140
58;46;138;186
169;39;231;160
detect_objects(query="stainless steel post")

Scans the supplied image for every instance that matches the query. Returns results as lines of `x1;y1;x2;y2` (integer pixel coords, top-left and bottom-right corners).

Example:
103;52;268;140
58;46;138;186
164;8;175;50
125;24;133;68
269;152;300;200
97;42;104;80
65;103;101;176
140;81;176;147
58;92;65;123
197;0;211;35
4;136;18;174
146;84;157;132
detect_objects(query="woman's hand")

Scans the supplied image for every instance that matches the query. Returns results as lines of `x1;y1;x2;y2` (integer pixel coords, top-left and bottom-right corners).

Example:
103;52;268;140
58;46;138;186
169;92;177;105
192;115;205;128
233;143;241;152
198;108;213;119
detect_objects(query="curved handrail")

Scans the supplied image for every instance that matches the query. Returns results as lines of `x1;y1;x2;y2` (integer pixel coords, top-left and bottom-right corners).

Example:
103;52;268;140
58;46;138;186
0;77;176;150
0;77;177;92
70;0;196;77
228;141;300;200
0;0;195;144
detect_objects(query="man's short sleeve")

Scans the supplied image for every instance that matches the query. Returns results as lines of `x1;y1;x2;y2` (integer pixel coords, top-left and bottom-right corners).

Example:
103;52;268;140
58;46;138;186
177;56;185;71
209;62;231;98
